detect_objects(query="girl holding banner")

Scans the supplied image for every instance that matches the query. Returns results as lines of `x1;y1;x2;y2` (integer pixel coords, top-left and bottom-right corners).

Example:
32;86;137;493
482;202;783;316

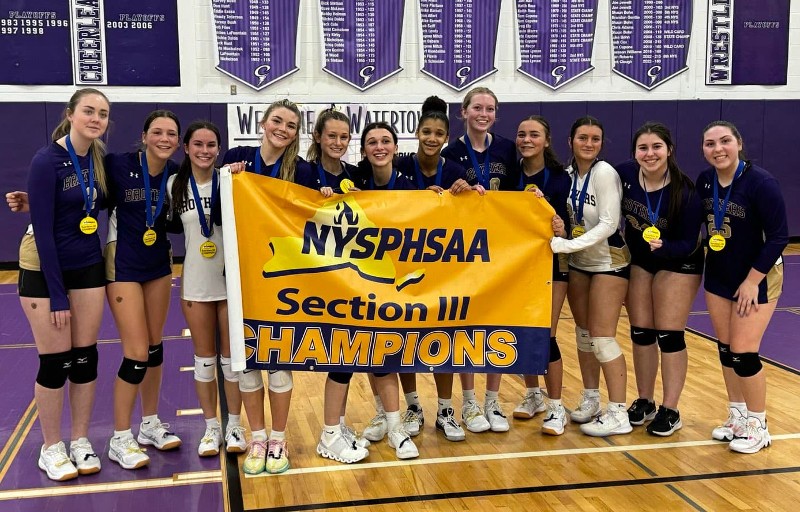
697;121;788;454
512;115;571;436
442;87;518;434
617;123;704;437
167;121;248;457
222;99;303;474
550;116;632;438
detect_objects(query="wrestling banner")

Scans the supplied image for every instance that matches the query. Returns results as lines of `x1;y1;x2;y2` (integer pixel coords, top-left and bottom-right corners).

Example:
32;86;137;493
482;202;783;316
222;169;554;374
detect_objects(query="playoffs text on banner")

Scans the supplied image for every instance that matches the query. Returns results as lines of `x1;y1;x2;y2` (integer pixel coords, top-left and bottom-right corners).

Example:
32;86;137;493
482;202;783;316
223;172;554;374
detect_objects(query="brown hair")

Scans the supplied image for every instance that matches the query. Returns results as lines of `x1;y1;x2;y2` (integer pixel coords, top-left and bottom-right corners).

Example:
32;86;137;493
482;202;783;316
261;99;302;182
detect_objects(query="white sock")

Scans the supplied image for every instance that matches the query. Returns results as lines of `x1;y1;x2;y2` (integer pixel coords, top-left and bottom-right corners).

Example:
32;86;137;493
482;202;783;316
485;390;499;403
730;402;747;415
114;429;133;439
463;389;476;402
527;387;541;395
269;430;286;441
386;410;401;431
141;414;159;427
585;389;600;399
404;391;420;408
205;417;221;429
749;410;767;426
251;429;267;442
228;414;241;427
550;399;562;407
438;398;452;414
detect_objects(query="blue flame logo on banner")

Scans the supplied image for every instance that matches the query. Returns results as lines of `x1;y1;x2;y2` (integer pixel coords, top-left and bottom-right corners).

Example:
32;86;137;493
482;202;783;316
610;0;692;90
515;0;598;90
319;0;405;91
211;0;300;91
419;0;500;91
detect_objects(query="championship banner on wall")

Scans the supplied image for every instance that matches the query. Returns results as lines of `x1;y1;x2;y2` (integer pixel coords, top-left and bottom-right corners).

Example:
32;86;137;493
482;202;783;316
227;102;432;163
221;171;554;373
211;0;300;90
610;0;691;90
319;0;404;91
515;0;598;90
419;0;501;91
706;0;790;85
1;0;180;86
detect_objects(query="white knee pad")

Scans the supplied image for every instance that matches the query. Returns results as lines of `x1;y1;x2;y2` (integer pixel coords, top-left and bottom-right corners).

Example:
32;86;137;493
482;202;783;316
219;356;239;383
238;369;264;393
591;336;623;363
194;355;216;383
268;370;293;393
576;327;592;353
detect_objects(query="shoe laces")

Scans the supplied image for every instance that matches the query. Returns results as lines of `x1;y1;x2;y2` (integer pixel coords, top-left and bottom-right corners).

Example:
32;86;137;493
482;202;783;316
145;421;175;439
463;400;483;420
744;418;764;440
402;407;421;424
202;426;221;443
629;398;651;414
367;413;387;428
227;425;246;441
486;399;506;417
71;439;96;460
44;443;72;466
544;402;562;421
522;392;542;408
577;393;599;412
246;440;267;459
267;439;287;459
341;424;365;443
118;437;145;455
390;425;412;443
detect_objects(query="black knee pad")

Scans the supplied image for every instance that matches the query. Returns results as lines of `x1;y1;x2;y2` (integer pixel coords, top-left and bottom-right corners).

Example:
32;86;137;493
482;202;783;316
328;372;353;385
147;343;163;367
118;357;148;385
631;326;657;346
373;372;389;378
549;337;561;362
69;344;98;384
656;330;686;353
718;341;733;368
732;352;762;378
36;351;72;389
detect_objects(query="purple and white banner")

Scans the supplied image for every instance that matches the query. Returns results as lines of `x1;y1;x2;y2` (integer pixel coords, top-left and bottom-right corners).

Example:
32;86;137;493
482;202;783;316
611;0;691;90
1;0;179;86
515;0;598;90
1;1;72;85
212;0;300;91
706;0;790;85
320;0;404;91
420;0;501;91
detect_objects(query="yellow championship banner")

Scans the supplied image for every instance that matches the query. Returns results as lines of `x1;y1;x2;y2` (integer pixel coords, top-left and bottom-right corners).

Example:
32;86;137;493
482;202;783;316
221;169;554;374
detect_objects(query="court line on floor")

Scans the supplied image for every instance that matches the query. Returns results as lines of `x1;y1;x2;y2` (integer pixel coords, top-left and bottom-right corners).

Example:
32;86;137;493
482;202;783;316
0;400;37;486
243;433;800;478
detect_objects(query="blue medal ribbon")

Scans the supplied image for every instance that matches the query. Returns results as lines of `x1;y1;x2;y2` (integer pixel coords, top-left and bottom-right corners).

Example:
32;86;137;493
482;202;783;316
189;169;218;239
254;147;282;178
316;161;351;192
518;161;549;192
642;171;668;226
464;135;490;188
65;135;95;217
412;155;443;189
369;170;397;190
712;160;745;233
141;153;169;229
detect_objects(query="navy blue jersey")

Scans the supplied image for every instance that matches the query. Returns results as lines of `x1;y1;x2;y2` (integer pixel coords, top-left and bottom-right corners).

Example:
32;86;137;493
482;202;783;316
696;162;788;297
441;133;518;190
359;169;417;191
515;160;571;226
222;145;303;179
295;159;359;193
617;160;703;263
106;152;176;282
395;155;468;190
27;142;106;311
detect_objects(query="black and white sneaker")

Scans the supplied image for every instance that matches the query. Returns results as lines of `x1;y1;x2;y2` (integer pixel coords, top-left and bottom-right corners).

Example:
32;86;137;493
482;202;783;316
627;398;656;426
646;406;682;436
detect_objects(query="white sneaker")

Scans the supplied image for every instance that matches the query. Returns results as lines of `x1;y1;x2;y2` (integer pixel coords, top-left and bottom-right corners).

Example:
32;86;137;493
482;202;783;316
341;424;370;448
541;402;569;436
138;420;182;450
570;391;601;424
198;425;222;457
363;412;388;442
436;408;466;441
484;399;510;432
513;391;546;419
387;425;419;459
225;425;247;453
69;437;101;475
712;407;748;441
109;434;150;470
580;406;633;437
461;400;491;433
317;430;369;463
402;404;424;436
38;441;78;481
729;417;771;454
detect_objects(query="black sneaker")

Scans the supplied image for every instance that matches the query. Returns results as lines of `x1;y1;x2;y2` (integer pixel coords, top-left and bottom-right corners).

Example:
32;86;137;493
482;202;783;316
627;398;656;426
646;406;682;436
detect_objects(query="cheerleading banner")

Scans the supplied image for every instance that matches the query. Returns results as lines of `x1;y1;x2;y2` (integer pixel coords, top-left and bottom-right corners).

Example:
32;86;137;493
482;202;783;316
515;0;599;90
221;170;554;373
610;0;692;90
211;0;300;90
319;0;404;91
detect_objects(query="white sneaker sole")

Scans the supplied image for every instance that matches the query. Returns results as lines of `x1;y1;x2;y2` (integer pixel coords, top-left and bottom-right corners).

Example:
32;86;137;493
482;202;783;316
711;427;734;442
729;433;772;454
198;446;221;457
316;443;368;463
542;422;567;436
137;434;181;451
38;458;78;481
580;424;633;437
226;443;247;454
436;424;466;442
108;450;149;470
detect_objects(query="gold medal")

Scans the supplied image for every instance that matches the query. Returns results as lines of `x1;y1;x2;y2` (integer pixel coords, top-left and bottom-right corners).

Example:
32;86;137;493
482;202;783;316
200;240;217;258
709;233;726;252
80;216;97;235
572;225;586;238
524;184;538;192
143;228;157;246
340;179;354;193
642;226;660;243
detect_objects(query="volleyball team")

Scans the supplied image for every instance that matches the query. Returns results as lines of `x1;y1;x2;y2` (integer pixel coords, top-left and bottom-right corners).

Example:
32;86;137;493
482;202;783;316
7;86;787;481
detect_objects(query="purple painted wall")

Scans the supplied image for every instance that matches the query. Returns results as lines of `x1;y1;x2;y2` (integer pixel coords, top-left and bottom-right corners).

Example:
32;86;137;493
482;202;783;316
1;100;796;264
